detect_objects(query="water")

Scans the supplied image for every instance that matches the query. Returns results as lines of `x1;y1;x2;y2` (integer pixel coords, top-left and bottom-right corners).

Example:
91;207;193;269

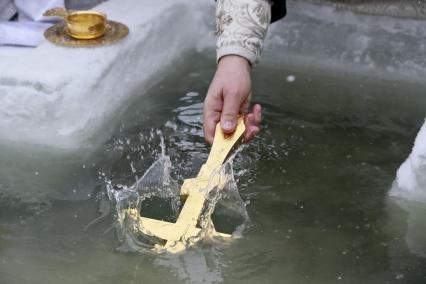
1;52;426;283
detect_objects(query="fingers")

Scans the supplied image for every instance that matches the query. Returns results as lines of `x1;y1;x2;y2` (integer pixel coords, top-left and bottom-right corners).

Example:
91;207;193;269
203;112;220;144
253;104;261;125
245;125;261;142
203;85;222;144
205;101;262;143
240;91;252;115
220;90;241;134
203;55;255;143
244;104;262;142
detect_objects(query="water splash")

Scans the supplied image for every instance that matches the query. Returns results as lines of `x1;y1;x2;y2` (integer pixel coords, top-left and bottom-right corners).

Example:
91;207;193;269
154;248;226;284
104;133;249;252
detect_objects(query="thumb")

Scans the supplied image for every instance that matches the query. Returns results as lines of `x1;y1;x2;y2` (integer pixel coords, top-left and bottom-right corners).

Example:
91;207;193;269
220;92;240;134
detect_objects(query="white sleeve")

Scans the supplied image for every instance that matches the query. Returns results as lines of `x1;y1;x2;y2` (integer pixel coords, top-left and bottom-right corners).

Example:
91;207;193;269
216;0;272;65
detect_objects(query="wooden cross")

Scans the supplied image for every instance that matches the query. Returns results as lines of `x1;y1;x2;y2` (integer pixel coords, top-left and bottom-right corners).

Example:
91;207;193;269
124;116;246;253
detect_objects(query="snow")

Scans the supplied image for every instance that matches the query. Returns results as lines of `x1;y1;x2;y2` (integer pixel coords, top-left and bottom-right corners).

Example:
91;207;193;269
2;0;426;149
263;1;426;202
391;119;426;202
264;1;426;84
1;0;426;202
0;0;213;148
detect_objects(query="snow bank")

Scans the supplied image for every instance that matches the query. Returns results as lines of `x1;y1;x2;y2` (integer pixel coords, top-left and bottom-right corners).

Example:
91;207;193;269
390;120;426;255
1;0;425;154
0;0;213;148
391;120;426;202
264;2;426;204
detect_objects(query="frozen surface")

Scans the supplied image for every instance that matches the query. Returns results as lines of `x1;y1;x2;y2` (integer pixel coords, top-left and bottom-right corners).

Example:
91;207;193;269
0;0;213;148
265;1;426;83
263;1;426;203
1;1;426;148
304;0;426;20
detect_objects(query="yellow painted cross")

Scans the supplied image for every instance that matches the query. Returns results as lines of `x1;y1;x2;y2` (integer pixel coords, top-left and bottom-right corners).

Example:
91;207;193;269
124;116;246;253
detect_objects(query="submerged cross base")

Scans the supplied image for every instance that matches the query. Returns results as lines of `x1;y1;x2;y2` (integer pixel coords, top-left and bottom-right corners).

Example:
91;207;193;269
123;117;246;253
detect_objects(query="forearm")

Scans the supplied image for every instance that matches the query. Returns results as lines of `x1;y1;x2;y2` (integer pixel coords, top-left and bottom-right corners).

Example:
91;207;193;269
216;0;272;65
206;0;286;142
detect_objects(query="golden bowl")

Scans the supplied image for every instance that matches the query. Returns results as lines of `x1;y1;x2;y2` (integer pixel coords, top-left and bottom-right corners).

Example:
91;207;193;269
66;11;107;39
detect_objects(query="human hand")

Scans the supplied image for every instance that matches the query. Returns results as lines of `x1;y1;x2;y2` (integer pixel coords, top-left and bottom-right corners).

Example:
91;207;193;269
203;55;262;144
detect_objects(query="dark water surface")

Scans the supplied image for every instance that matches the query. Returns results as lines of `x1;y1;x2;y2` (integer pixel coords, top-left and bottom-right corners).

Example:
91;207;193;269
1;52;426;283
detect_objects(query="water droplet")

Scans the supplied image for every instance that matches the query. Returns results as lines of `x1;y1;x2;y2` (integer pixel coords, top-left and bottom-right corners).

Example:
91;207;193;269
34;171;39;176
286;75;296;82
186;91;199;97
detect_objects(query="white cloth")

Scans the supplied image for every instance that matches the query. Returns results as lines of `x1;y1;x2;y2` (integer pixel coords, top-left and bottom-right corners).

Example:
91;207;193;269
0;0;64;46
0;21;52;46
0;0;17;21
15;0;64;21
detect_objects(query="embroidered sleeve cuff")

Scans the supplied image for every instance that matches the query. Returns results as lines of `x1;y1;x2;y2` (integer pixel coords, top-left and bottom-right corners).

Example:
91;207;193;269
216;0;271;65
217;46;258;65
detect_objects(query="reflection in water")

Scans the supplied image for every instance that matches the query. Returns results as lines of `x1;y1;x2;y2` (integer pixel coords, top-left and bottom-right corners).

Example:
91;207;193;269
154;248;225;284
